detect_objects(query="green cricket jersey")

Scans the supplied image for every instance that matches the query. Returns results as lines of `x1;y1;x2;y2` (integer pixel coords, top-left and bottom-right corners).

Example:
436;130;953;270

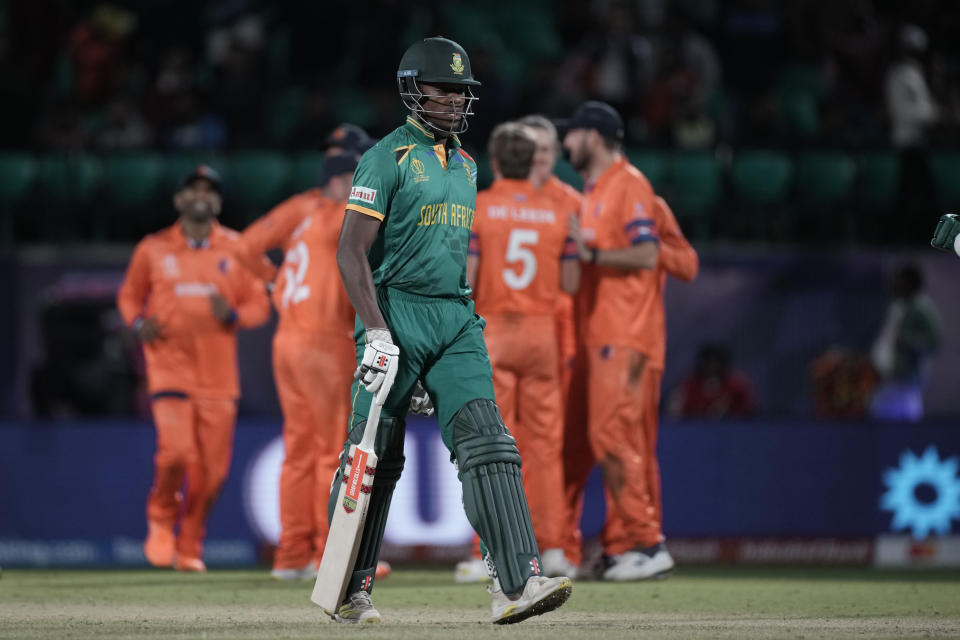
346;116;478;298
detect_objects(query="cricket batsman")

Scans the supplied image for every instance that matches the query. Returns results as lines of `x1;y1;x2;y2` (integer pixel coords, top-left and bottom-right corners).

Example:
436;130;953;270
324;36;572;624
117;166;270;572
931;213;960;256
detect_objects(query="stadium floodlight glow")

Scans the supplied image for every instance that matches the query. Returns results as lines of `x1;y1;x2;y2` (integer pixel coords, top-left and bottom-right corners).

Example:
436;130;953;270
880;446;960;540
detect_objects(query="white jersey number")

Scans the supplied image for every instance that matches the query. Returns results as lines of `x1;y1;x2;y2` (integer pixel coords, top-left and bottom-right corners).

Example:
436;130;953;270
281;241;311;308
502;229;539;290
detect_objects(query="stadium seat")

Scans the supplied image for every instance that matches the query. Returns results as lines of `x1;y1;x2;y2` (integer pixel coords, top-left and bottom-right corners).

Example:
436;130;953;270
265;87;304;144
626;149;668;192
102;153;165;208
856;151;900;212
38;153;103;207
794;151;855;208
730;151;792;206
475;151;493;191
291;152;326;193
0;152;37;206
729;150;792;240
0;152;36;246
228;151;292;219
668;151;720;239
553;157;583;192
931;151;960;210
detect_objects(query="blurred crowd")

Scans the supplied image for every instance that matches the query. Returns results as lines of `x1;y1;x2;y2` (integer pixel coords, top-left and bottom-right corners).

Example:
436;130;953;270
2;0;960;152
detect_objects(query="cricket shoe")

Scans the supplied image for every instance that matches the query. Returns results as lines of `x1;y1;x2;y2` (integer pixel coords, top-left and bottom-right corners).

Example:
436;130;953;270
143;520;175;568
331;590;381;624
489;575;573;624
174;555;207;573
454;557;491;583
270;562;316;581
541;548;579;579
603;544;674;581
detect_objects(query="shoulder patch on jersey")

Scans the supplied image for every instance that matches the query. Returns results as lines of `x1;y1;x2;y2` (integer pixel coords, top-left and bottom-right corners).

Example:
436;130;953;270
394;144;415;165
458;149;475;165
350;186;377;204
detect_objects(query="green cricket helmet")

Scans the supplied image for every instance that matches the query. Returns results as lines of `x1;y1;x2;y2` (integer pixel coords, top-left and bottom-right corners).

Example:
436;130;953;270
397;36;480;135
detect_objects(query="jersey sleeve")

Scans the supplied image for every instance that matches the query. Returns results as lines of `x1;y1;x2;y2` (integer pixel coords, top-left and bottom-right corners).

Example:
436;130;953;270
345;147;398;222
230;259;271;329
117;239;152;327
621;175;659;246
654;196;698;282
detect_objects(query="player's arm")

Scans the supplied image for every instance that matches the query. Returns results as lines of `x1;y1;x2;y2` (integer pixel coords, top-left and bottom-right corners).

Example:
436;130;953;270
560;219;580;294
655;196;698;282
568;207;658;271
117;240;162;342
338;211;388;330
234;197;309;282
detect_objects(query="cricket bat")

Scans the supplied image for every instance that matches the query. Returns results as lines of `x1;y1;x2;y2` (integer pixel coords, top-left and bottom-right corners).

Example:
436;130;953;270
311;398;382;614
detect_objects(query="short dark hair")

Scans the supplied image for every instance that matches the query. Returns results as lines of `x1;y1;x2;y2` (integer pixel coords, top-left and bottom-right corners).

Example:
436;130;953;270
488;122;536;180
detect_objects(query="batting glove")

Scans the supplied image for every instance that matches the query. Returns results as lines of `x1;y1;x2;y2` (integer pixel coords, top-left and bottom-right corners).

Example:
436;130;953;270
931;213;960;256
409;379;435;416
355;328;400;404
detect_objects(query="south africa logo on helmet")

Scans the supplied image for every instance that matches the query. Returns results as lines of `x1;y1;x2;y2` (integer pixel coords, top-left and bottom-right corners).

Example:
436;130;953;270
451;52;464;75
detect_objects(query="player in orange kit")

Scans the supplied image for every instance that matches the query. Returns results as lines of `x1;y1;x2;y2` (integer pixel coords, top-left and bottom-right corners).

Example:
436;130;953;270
117;166;271;572
235;150;361;580
517;114;588;575
466;121;580;578
561;102;698;581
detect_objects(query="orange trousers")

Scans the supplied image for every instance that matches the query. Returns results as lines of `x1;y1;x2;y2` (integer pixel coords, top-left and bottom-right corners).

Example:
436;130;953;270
272;329;355;570
483;314;566;551
562;346;664;561
148;395;237;560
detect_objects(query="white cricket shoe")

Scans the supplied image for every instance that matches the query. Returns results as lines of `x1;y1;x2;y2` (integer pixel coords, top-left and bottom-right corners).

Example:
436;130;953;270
332;590;381;624
454;557;491;583
603;547;675;581
541;548;579;579
270;562;316;581
489;575;573;624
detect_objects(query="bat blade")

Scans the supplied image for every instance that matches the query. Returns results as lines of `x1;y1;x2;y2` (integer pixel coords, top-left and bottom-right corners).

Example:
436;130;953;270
310;441;379;614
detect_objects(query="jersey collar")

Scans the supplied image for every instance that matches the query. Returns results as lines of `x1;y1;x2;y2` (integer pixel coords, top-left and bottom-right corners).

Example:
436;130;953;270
404;116;462;150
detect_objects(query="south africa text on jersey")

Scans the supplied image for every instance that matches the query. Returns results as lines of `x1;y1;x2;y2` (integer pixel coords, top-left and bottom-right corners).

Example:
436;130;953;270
416;202;476;229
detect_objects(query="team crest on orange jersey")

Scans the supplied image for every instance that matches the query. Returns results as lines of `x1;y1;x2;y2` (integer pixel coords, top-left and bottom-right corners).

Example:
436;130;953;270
451;53;465;75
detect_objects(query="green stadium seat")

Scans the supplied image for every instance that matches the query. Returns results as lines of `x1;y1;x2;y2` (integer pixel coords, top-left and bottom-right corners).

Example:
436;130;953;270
856;151;900;212
291;152;326;193
794;151;856;207
38;153;103;206
553;158;583;192
228;151;292;219
626;149;668;192
0;152;36;247
667;151;720;240
102;153;165;208
265;87;304;144
931;152;960;209
475;152;493;191
0;153;37;206
730;151;792;206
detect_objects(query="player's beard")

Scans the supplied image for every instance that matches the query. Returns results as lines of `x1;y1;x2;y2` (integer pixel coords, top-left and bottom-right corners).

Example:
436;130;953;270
566;140;590;172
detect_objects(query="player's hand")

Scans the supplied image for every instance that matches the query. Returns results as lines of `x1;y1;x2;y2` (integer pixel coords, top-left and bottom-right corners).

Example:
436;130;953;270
568;214;591;262
209;293;235;323
355;328;400;404
135;317;162;343
931;213;960;255
409;379;435;416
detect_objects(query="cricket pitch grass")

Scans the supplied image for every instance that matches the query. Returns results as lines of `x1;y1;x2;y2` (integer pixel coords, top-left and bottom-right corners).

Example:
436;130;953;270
2;566;959;639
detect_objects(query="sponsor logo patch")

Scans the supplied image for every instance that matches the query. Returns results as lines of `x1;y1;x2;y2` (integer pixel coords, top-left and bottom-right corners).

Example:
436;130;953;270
376;354;389;368
350;186;377;204
529;558;541;575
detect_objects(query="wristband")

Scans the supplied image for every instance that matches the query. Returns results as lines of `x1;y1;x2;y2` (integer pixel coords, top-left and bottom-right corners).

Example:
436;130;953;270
132;317;144;332
224;309;238;325
590;248;599;264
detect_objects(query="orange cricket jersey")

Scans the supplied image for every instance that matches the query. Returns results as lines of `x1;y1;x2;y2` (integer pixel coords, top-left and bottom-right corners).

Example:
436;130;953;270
577;157;661;357
237;190;354;338
471;178;577;317
117;222;271;398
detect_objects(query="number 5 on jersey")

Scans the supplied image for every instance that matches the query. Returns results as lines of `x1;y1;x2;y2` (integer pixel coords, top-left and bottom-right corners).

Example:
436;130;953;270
503;229;539;290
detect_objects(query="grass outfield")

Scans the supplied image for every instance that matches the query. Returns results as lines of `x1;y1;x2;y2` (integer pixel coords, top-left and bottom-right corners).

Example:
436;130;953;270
2;567;960;639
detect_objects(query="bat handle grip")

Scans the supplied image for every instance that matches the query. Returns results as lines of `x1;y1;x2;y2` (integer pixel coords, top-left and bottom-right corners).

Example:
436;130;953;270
358;398;383;452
